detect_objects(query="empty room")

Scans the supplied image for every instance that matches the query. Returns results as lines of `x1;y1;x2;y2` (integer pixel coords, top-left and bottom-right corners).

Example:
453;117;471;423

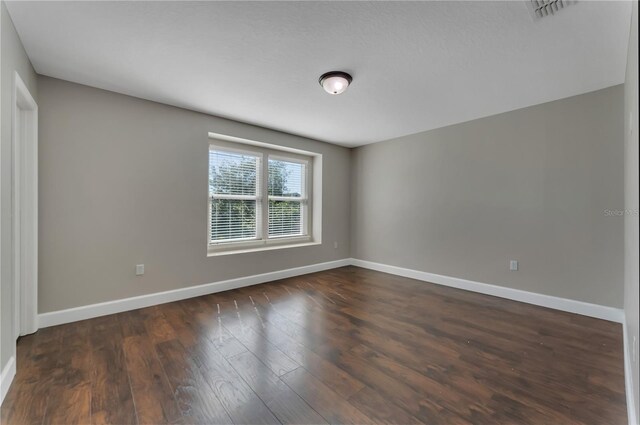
0;1;638;424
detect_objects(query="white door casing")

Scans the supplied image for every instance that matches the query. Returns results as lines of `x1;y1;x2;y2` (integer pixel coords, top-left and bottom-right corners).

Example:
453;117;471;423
12;71;38;338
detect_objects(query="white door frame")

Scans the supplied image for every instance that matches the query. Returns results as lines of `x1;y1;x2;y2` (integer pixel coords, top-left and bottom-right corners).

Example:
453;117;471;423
12;71;38;338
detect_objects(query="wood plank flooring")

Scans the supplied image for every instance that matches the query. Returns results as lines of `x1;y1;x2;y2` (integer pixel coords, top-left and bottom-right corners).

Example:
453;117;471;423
0;266;627;424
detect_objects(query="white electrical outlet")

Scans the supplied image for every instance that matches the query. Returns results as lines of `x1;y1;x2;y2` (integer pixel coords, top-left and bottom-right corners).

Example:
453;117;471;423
136;264;145;276
334;241;338;249
510;260;518;271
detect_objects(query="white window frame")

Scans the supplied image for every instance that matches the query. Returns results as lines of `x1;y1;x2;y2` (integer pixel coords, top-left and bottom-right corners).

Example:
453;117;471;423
209;145;262;244
208;137;316;255
267;154;309;240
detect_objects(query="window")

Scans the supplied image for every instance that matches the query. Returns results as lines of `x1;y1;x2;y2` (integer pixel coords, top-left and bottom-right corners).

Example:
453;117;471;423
208;139;314;254
268;158;306;238
209;150;260;242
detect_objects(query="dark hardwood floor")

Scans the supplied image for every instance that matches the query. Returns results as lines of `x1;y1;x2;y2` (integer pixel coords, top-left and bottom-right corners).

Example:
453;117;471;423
0;266;627;425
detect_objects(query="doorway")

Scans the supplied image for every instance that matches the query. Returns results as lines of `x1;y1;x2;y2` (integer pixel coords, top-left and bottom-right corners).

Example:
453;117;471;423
12;71;38;338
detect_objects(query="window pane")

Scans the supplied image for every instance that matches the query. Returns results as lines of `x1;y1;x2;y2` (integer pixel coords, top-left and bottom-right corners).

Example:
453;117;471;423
210;199;257;241
269;200;302;237
268;159;304;197
210;150;258;196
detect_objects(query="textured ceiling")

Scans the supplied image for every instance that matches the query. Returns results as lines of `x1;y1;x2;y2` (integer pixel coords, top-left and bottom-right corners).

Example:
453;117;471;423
6;1;632;147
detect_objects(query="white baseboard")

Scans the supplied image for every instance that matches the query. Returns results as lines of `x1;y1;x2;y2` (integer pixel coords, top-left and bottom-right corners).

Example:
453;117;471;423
32;256;634;421
40;257;624;328
624;319;639;425
38;258;351;328
0;356;16;405
350;258;624;323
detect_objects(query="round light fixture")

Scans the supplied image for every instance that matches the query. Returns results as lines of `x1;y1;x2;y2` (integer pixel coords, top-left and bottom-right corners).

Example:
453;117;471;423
319;71;352;95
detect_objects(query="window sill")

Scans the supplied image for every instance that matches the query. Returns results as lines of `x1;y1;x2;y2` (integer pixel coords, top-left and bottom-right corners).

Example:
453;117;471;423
207;240;321;257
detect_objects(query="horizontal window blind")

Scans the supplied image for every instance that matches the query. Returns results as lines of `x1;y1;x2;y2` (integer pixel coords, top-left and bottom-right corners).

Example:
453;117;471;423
208;141;313;251
268;200;302;237
210;199;258;241
210;150;259;196
268;159;306;237
209;149;260;242
268;160;304;197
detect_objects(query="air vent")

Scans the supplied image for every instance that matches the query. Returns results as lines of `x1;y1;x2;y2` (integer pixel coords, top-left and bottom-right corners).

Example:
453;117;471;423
526;0;574;19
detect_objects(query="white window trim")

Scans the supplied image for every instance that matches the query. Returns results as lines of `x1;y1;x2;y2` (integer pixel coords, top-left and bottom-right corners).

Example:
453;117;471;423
209;146;262;243
208;135;321;256
267;154;309;240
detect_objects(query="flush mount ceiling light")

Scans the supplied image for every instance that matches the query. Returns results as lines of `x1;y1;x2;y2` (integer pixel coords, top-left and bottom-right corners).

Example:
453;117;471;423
319;71;352;95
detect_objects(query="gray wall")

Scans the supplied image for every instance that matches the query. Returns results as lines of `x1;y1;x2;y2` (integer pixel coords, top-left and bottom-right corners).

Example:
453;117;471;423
0;0;37;376
624;0;639;419
37;76;350;313
351;85;624;308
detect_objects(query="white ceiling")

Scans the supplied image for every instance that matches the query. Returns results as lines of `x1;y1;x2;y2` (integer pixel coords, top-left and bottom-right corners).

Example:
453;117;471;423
6;1;632;147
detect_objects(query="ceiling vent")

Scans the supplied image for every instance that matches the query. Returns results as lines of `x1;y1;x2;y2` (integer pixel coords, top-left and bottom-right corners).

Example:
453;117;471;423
526;0;575;19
